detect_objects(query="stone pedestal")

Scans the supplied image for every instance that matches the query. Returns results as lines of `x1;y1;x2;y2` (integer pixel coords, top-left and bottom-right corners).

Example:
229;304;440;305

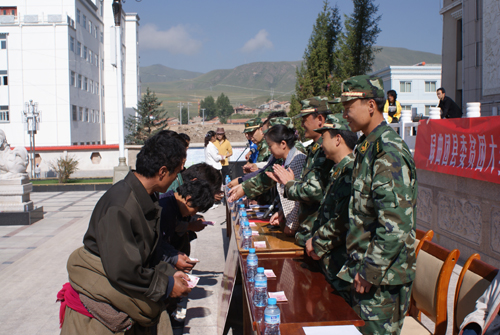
0;175;43;225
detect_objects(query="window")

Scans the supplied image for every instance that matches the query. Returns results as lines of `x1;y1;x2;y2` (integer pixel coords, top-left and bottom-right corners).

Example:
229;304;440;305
70;71;75;86
85;108;89;122
400;81;412;93
425;81;436;92
88;21;92;34
69;36;74;52
96;111;100;123
1;40;6;49
95;27;98;39
89;79;93;93
0;106;9;122
94;54;98;67
424;105;434;116
83;46;87;60
95;82;98;94
79;107;83;121
401;105;412;111
78;74;82;89
82;14;86;28
76;9;80;24
76;41;81;56
83;77;88;91
89;50;92;64
2;76;7;86
72;105;77;121
100;32;103;43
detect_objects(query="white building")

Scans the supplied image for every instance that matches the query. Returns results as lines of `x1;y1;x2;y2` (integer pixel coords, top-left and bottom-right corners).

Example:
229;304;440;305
0;0;139;147
0;0;140;177
371;64;442;118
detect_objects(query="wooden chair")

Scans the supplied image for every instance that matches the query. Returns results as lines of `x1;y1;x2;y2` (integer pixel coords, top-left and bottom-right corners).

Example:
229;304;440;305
416;229;434;256
401;240;460;335
453;254;498;335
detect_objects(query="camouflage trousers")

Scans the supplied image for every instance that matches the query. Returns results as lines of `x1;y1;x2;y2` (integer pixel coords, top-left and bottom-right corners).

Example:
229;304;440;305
351;282;413;335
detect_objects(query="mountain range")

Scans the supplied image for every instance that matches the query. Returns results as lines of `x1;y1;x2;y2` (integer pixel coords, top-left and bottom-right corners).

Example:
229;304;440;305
140;46;441;114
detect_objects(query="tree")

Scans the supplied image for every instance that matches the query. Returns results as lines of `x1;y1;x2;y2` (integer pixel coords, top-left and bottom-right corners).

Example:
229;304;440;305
125;87;169;144
181;106;189;125
343;0;382;76
200;95;217;121
216;93;234;124
289;0;343;131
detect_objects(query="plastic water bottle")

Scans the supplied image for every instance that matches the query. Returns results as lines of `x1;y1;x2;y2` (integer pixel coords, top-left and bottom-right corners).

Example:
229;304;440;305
253;267;267;307
264;298;280;335
239;212;249;236
246;248;258;282
238;204;246;220
241;221;252;250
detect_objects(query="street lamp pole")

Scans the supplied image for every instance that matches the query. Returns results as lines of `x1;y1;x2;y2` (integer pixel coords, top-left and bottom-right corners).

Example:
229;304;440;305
22;100;41;179
177;102;184;125
187;102;192;125
112;0;129;183
201;108;206;125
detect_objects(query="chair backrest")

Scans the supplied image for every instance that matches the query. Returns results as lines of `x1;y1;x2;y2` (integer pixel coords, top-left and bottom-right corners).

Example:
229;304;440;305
410;240;459;335
415;229;434;256
453;254;498;335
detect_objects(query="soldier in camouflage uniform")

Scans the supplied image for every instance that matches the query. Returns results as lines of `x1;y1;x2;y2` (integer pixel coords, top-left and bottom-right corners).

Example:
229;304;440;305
267;97;334;247
334;75;418;335
243;118;271;165
301;114;358;303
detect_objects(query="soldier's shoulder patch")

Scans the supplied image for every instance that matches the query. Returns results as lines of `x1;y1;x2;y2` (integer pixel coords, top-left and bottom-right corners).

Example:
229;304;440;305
312;142;320;153
358;140;370;154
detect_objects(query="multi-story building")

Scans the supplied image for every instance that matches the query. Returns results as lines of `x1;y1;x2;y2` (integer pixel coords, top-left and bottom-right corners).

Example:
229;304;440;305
371;64;442;118
0;0;140;149
440;0;500;116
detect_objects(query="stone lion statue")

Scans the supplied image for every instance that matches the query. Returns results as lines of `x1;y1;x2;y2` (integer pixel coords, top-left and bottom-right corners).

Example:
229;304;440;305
0;129;29;178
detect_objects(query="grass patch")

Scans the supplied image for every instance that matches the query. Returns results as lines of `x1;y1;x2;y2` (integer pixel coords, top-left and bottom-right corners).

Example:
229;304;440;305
31;178;112;185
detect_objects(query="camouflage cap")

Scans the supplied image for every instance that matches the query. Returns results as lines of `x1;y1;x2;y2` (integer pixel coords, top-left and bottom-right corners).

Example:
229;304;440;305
243;117;262;133
293;96;330;118
333;75;385;103
314;113;350;133
263;117;294;134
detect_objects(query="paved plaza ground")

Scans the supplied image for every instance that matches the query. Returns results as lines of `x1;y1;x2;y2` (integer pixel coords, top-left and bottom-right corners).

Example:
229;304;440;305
0;191;460;335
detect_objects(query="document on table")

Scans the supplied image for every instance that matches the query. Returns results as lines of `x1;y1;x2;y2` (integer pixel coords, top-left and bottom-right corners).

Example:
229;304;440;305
303;325;362;335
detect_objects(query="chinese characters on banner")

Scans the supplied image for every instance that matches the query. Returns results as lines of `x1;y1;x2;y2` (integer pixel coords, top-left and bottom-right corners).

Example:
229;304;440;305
414;116;500;185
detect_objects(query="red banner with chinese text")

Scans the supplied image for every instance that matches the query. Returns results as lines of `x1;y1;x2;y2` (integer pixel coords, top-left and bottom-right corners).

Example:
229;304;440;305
414;116;500;184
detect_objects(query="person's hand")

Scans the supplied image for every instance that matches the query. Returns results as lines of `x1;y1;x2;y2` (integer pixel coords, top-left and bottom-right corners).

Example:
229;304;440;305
305;238;320;260
243;163;258;173
169;271;191;298
175;253;197;272
283;226;296;237
269;212;280;226
245;152;251;160
188;218;206;232
214;192;224;201
228;184;245;202
228;179;240;188
272;165;295;184
353;273;372;294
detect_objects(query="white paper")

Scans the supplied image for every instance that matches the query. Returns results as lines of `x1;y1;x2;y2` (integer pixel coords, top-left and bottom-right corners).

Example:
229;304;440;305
303;325;362;335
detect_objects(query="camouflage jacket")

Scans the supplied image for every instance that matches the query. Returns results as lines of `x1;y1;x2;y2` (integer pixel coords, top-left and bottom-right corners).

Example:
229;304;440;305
311;154;354;282
256;140;271;163
337;122;418;286
285;137;334;246
241;141;306;198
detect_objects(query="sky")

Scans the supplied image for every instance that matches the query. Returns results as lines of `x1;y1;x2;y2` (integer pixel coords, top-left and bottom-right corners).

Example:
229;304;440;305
122;0;444;73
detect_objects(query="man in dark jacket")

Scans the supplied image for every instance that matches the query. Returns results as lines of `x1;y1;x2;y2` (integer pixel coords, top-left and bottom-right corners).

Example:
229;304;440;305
61;133;191;334
437;87;462;118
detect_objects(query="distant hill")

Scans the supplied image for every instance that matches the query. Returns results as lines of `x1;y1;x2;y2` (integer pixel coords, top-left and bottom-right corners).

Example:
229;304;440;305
140;64;203;83
371;46;442;72
140;46;441;114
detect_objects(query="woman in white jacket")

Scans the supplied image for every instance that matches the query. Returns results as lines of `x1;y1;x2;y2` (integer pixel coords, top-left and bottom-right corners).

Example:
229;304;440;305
204;131;225;172
460;271;500;335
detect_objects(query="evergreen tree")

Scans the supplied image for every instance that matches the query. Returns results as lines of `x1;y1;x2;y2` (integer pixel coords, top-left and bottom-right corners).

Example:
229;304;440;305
216;92;234;124
125;87;168;144
289;0;343;131
200;95;217;121
344;0;382;76
181;106;189;125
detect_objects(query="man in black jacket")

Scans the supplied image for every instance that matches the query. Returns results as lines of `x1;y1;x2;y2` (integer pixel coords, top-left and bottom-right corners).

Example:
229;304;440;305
437;87;462;118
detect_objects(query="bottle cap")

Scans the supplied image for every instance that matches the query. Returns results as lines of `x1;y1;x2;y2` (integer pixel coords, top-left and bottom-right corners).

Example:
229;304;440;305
257;267;264;273
241;212;247;217
268;298;277;305
243;221;249;227
240;204;245;208
249;248;255;253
